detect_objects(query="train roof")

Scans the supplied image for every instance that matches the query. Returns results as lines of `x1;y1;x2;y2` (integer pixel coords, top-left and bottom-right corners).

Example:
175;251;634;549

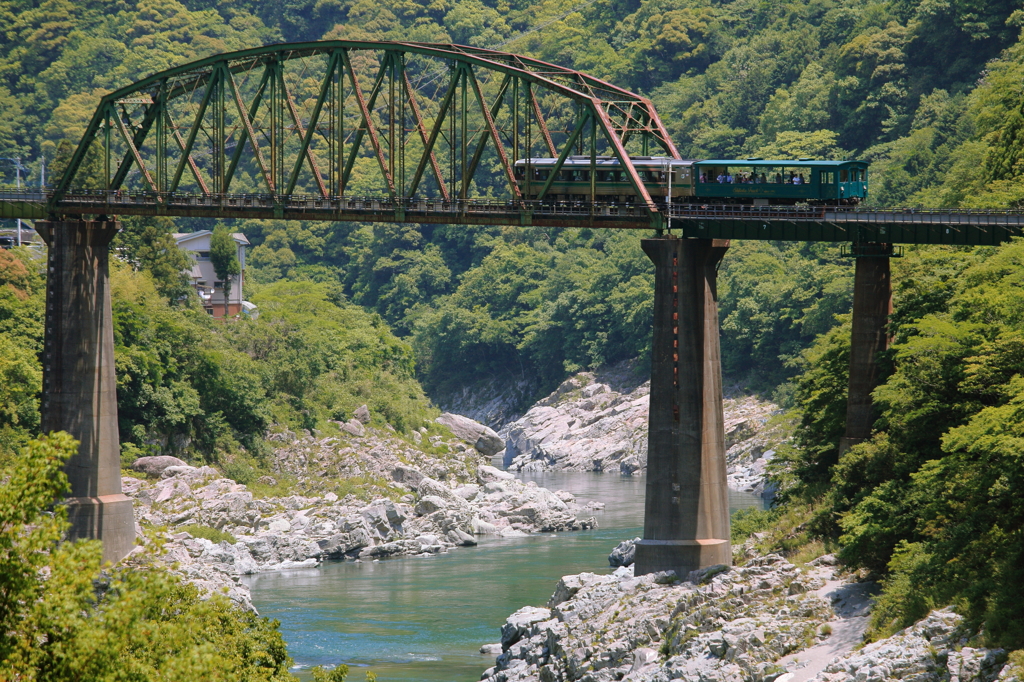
696;159;867;167
514;157;865;167
514;156;693;165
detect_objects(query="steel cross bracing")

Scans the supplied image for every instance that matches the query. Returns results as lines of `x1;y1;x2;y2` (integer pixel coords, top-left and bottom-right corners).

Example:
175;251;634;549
45;40;676;224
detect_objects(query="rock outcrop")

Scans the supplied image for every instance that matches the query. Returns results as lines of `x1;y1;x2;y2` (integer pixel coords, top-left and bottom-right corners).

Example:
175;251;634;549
124;418;595;612
502;372;781;492
480;551;1014;682
436;376;541;429
482;553;835;682
130;455;189;476
608;537;639;567
503;373;649;474
437;412;505;456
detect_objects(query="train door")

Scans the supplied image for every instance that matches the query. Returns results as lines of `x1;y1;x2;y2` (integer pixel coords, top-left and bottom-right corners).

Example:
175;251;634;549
819;169;837;201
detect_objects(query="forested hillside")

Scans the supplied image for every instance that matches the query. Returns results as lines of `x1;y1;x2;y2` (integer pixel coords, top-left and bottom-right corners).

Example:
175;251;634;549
5;0;1024;399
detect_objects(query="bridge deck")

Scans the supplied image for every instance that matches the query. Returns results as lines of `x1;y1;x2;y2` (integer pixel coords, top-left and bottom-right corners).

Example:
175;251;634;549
3;190;1024;245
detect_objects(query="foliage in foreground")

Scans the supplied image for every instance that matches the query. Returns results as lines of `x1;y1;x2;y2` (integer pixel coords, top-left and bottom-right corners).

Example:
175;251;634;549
0;432;295;680
778;241;1024;649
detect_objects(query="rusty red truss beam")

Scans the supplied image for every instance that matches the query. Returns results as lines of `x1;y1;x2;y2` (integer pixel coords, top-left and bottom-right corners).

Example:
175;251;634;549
52;41;679;212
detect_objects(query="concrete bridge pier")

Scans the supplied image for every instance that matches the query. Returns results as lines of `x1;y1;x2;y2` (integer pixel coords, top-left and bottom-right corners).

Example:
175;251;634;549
635;237;732;577
839;243;893;454
36;220;135;565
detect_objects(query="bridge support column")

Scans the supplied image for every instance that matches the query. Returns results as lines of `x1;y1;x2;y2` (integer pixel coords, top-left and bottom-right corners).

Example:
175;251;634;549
36;220;135;565
839;243;893;454
635;237;732;577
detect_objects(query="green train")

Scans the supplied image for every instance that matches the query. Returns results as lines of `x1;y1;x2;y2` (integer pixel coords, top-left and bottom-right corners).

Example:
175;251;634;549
512;156;869;206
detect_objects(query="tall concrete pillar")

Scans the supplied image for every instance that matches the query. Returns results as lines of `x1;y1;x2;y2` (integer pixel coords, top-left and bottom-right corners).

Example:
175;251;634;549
635;237;732;577
36;220;135;565
839;243;893;454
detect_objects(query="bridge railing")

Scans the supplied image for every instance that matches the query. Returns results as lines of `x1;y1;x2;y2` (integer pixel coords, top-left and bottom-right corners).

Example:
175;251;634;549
33;188;663;219
670;204;827;219
7;188;1024;229
0;189;48;202
669;202;1024;225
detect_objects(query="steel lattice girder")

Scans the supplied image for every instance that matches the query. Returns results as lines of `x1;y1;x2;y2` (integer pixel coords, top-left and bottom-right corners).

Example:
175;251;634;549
51;40;678;216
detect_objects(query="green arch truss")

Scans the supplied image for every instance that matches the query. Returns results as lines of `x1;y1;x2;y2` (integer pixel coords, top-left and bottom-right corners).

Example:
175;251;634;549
51;41;679;214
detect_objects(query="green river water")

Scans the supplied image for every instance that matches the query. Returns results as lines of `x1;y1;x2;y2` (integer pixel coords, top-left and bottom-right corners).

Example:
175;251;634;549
243;472;764;682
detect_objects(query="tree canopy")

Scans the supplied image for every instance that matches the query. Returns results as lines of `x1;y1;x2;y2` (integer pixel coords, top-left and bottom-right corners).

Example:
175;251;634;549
210;226;242;318
0;431;295;680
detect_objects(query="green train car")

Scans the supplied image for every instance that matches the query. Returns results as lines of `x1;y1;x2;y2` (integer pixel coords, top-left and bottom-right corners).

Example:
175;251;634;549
512;156;869;205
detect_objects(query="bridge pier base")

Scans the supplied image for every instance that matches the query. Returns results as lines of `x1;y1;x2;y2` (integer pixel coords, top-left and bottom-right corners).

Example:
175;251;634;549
36;220;135;565
635;237;732;577
839;243;893;454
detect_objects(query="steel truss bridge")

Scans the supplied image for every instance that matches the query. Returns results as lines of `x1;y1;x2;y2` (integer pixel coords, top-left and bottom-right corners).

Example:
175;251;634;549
1;39;1023;245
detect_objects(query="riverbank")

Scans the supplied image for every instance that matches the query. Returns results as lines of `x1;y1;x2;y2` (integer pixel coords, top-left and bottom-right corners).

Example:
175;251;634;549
121;413;596;611
482;549;1019;682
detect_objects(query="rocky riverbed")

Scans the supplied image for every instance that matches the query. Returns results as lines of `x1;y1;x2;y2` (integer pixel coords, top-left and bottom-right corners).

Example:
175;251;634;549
502;371;781;495
122;411;595;612
480;548;1018;682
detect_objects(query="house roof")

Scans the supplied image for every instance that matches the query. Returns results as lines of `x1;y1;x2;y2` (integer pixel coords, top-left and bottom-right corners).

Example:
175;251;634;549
173;231;249;246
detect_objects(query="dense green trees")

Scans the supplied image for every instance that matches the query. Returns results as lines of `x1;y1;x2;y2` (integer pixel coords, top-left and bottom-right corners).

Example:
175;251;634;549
781;241;1024;648
0;432;295;680
0;248;43;458
0;240;434;470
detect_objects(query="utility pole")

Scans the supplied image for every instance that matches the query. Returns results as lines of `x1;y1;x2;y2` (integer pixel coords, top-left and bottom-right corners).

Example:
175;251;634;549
665;158;672;234
2;157;29;246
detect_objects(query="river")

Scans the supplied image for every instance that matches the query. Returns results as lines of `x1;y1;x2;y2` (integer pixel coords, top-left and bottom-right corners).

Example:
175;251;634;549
244;472;764;681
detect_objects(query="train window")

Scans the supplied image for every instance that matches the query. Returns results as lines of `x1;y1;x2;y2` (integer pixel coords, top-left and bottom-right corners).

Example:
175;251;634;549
560;170;573;181
822;172;834;184
534;169;549;180
840;170;848;182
